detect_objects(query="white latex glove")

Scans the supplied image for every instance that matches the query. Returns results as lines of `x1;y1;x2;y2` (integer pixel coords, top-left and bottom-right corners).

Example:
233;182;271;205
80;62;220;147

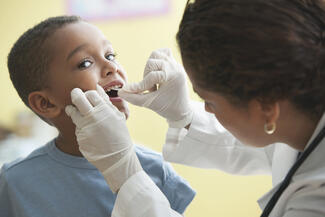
65;84;142;193
118;48;193;128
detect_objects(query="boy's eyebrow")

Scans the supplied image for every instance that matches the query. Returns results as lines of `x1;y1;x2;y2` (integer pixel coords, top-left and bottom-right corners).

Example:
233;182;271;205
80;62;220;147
66;44;88;61
66;40;112;61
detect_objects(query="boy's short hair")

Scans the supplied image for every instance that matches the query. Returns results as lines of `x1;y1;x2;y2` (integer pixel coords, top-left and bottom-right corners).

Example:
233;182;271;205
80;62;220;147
7;15;81;108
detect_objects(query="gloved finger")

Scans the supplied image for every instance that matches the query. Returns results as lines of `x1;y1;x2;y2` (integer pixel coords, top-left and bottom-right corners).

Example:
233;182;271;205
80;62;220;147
96;84;122;115
149;48;171;61
65;105;83;123
71;88;93;115
152;48;180;68
118;89;156;106
158;48;174;58
121;71;166;93
148;84;157;92
144;59;165;77
96;84;111;102
85;90;104;107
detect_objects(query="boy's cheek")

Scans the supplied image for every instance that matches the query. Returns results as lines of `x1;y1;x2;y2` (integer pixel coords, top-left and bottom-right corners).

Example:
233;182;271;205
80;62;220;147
61;85;94;107
60;91;74;108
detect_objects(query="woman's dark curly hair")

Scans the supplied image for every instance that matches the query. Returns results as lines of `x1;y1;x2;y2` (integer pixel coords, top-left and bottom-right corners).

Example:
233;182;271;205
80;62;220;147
177;0;325;120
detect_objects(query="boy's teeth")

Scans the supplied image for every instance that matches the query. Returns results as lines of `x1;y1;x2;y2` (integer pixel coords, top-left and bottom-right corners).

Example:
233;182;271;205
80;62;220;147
111;85;122;90
104;84;122;92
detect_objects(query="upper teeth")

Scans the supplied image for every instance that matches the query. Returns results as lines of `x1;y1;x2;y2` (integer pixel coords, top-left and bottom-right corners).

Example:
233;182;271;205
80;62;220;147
106;85;122;92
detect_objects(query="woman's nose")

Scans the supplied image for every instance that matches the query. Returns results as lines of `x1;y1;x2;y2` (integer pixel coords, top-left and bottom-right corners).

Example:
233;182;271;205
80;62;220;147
101;60;118;78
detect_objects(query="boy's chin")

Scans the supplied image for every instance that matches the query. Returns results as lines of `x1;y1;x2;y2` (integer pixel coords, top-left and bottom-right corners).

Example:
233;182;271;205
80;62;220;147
112;101;130;120
120;108;130;120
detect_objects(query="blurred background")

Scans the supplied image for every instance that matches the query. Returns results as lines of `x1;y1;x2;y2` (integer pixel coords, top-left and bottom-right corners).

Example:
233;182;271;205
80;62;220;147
0;0;272;216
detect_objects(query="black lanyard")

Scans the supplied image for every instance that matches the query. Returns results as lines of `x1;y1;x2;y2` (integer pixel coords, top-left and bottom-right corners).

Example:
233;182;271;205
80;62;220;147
260;125;325;217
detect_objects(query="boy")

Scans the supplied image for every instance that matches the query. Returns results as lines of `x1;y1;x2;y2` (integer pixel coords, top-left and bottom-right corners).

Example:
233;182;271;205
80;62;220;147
0;16;195;217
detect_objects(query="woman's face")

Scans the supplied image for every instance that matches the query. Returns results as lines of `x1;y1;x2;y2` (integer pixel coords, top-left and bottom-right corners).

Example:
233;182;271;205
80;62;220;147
186;67;274;147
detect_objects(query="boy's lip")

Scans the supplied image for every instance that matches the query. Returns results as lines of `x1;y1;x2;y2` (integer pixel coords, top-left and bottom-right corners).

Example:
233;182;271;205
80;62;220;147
102;80;124;92
109;97;123;102
101;80;125;103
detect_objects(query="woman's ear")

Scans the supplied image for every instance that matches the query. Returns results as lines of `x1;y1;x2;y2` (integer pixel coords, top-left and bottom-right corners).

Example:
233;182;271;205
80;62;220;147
28;91;61;119
259;101;280;124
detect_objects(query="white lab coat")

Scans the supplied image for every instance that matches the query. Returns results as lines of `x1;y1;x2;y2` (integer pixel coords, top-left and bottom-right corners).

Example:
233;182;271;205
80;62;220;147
112;102;325;217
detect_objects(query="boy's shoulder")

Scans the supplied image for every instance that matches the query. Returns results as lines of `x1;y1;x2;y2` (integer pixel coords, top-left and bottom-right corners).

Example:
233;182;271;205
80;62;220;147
134;144;166;167
135;144;163;159
134;144;173;185
0;141;51;179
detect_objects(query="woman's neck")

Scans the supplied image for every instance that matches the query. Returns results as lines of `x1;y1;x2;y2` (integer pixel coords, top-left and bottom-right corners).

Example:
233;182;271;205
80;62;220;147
278;103;320;151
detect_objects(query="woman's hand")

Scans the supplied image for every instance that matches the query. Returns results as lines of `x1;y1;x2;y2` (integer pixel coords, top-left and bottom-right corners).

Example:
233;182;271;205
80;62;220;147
118;48;193;128
65;85;142;193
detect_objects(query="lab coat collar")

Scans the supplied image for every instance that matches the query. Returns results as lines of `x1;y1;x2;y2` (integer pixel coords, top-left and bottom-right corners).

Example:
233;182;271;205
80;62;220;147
258;112;325;211
294;112;325;177
271;144;297;186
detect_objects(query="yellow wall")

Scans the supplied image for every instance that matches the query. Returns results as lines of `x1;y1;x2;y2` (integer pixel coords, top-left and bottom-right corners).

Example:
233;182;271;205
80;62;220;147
0;0;272;216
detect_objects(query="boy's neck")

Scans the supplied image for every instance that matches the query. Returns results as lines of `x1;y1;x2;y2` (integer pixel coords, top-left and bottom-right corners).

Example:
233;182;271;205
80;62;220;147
53;117;83;157
55;134;83;157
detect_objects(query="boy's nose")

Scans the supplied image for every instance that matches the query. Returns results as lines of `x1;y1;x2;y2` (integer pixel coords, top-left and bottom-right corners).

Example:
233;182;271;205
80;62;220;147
102;61;118;77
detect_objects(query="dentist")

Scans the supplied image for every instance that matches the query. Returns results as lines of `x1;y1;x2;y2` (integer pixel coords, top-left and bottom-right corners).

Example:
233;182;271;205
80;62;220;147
66;0;325;216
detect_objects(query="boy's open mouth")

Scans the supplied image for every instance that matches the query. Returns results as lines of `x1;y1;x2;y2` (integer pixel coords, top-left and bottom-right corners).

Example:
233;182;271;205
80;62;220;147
103;82;123;98
106;86;121;97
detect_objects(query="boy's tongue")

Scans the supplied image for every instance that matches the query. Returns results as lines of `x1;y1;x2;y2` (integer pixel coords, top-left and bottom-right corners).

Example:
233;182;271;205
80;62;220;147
107;89;122;102
109;97;122;102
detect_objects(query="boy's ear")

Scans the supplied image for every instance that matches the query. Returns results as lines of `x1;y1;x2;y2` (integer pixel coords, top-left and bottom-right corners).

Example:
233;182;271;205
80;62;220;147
28;91;61;119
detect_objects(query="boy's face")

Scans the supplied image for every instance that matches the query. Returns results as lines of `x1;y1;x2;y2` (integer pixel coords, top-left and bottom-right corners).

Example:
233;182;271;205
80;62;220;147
45;21;129;118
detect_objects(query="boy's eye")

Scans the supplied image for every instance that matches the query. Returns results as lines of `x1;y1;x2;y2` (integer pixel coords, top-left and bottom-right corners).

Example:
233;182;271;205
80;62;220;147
78;60;92;69
105;53;116;61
